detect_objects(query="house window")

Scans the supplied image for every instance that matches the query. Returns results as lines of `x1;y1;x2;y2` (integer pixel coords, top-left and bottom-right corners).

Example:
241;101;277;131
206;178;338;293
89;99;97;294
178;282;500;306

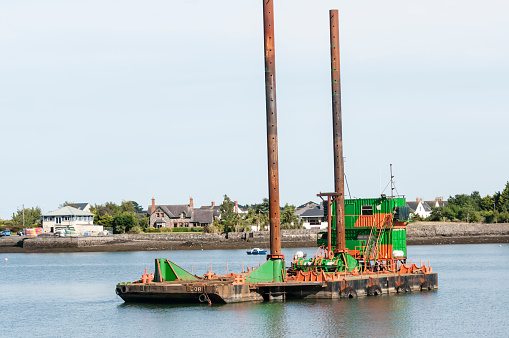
361;205;373;216
310;218;321;225
185;223;189;227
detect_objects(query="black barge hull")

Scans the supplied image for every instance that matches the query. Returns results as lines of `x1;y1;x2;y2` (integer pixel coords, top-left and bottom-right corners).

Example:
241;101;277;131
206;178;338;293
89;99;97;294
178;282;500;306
116;272;438;304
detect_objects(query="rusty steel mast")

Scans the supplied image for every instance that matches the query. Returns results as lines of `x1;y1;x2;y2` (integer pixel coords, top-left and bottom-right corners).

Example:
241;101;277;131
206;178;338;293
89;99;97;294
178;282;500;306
330;10;346;252
263;0;283;259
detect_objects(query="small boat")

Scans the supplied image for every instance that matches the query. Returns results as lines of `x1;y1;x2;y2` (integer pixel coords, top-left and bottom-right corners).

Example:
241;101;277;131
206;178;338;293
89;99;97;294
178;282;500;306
246;248;267;255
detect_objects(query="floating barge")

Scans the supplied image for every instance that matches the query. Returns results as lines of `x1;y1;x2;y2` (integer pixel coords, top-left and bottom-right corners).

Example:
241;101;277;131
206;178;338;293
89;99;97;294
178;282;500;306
116;3;437;304
117;258;437;304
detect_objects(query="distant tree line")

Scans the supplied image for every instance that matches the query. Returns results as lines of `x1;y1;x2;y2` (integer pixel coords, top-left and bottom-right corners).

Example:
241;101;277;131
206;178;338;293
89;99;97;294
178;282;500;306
89;201;148;234
1;196;305;234
421;182;509;223
0;206;43;232
205;195;302;233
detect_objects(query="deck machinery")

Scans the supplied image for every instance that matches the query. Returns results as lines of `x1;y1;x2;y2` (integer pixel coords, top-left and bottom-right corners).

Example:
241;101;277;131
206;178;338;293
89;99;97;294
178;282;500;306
116;3;437;304
293;195;411;275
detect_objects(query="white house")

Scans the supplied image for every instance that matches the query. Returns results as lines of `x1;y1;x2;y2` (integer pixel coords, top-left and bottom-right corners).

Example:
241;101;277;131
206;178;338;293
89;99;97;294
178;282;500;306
300;204;328;230
42;206;102;234
407;198;433;219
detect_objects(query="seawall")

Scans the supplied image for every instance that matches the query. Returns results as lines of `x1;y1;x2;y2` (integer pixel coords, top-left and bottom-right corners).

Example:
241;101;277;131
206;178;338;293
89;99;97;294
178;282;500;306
406;222;509;244
1;222;509;253
18;230;319;253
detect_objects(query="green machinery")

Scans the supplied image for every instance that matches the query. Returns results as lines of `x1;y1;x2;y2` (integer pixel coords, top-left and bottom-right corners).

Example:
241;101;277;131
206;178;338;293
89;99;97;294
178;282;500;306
292;195;411;273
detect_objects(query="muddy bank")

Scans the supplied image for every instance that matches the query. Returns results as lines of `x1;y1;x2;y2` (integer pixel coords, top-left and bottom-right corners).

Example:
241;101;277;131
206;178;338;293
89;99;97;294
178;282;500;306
1;223;508;253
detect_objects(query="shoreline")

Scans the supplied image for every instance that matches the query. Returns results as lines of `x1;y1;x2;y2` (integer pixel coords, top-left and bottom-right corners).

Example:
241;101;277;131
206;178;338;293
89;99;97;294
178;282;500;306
1;236;509;254
1;222;508;254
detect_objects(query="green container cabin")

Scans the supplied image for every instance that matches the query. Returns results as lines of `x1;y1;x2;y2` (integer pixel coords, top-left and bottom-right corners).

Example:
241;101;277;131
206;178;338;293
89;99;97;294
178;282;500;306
317;196;410;260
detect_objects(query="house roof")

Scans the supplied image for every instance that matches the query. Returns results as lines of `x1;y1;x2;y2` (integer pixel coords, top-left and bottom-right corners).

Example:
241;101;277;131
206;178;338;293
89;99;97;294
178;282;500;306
427;200;448;208
237;204;249;212
150;205;192;218
300;206;324;218
425;201;437;208
296;201;320;216
437;200;448;207
297;201;319;209
73;203;90;210
43;206;94;217
200;205;222;218
422;202;432;212
191;209;214;224
407;201;432;213
149;204;214;224
406;202;418;212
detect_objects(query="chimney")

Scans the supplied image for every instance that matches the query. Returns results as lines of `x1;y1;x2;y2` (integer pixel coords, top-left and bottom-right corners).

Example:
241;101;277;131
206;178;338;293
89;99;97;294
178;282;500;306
151;197;155;214
234;200;238;212
416;198;419;203
189;197;194;209
212;200;215;207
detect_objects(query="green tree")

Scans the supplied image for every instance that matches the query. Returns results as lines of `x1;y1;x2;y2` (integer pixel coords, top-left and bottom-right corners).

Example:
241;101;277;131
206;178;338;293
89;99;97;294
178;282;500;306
245;206;269;230
480;195;494;211
119;200;135;214
481;210;496;223
255;198;270;215
105;202;120;215
96;213;114;227
91;204;114;217
112;212;137;234
498;211;509;223
410;211;424;221
220;194;242;232
138;214;149;230
470;191;482;211
443;206;456;221
428;207;444;221
12;206;42;227
500;182;509;211
280;204;299;229
448;194;471;208
131;201;143;212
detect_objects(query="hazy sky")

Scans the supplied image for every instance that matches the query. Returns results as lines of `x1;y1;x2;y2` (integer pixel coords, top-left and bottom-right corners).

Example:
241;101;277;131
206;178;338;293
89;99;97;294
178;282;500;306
1;0;508;219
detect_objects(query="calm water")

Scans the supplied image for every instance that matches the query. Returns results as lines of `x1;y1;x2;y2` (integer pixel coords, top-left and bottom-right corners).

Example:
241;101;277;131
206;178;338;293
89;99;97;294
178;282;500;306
1;244;508;337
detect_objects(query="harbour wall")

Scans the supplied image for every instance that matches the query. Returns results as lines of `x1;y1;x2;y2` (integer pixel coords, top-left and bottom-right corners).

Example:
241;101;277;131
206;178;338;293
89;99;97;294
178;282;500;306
2;222;509;253
406;222;509;244
19;229;319;252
